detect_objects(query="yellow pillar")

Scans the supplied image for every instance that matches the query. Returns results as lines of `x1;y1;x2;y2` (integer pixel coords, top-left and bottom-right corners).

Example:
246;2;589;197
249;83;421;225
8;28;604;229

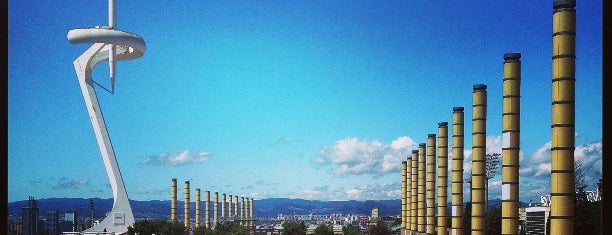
451;107;464;235
205;191;210;228
196;189;201;228
171;178;177;222
184;181;190;229
411;150;419;233
234;195;239;221
402;160;408;232
229;194;233;219
551;1;576;234
250;198;255;233
502;53;521;234
241;197;246;226
418;143;426;233
407;156;412;234
214;192;219;226
427;134;437;234
222;193;227;222
437;122;449;235
471;84;487;235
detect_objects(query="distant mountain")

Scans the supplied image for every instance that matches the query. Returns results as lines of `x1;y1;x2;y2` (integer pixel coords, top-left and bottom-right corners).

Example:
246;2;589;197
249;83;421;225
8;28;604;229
7;197;529;220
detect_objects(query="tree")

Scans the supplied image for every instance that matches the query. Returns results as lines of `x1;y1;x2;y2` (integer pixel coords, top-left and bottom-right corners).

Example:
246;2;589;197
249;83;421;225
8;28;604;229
484;207;501;235
132;219;166;235
342;224;361;235
159;221;186;235
314;224;334;235
193;226;214;235
213;221;249;235
463;202;472;234
367;221;391;235
390;217;401;227
282;221;306;235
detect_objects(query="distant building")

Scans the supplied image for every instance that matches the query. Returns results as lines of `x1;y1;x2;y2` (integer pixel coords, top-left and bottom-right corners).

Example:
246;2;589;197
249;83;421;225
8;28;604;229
46;211;60;235
22;196;39;235
371;207;379;222
524;206;550;235
62;211;77;232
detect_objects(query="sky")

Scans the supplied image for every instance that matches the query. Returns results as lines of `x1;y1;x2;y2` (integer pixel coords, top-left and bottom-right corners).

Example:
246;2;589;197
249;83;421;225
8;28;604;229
8;1;602;204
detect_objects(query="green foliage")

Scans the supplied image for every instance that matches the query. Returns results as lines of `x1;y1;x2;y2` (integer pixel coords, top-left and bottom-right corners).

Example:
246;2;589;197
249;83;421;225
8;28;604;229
342;224;361;235
282;221;307;235
484;207;501;235
193;225;214;235
463;202;471;234
132;219;168;235
159;221;186;235
367;221;391;235
213;221;249;235
390;217;401;227
314;224;334;235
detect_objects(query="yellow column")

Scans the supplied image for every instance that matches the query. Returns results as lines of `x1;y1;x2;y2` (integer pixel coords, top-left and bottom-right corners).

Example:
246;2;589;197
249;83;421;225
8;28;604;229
241;197;246;226
171;178;177;222
229;194;233;220
551;1;576;234
250;198;255;233
427;134;437;234
411;150;419;233
502;53;521;234
407;156;412;234
451;107;464;235
214;192;219;226
471;84;487;235
222;193;227;222
402;160;408;232
196;189;201;228
418;143;426;233
234;195;239;221
184;181;190;229
205;191;210;228
437;122;449;235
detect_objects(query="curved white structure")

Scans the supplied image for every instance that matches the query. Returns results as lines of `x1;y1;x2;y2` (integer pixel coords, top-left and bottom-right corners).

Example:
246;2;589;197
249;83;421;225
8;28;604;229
68;1;146;234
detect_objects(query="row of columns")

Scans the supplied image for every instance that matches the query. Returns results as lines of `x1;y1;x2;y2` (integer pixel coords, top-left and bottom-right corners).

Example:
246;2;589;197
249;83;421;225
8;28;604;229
170;179;255;231
401;1;575;234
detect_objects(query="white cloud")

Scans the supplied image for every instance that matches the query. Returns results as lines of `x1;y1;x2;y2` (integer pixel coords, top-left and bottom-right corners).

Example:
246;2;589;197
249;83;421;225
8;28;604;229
315;136;416;176
140;150;211;166
286;183;401;201
51;177;89;190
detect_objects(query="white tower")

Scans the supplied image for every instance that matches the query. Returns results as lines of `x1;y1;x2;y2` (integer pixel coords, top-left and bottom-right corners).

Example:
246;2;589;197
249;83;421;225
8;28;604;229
67;1;146;234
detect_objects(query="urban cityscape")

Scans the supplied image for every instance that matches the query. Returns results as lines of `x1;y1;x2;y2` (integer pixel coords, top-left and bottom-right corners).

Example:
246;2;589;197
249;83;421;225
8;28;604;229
7;0;603;235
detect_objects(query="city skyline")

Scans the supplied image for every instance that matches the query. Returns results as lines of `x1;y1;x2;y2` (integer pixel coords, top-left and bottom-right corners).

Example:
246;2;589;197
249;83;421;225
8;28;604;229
8;1;602;203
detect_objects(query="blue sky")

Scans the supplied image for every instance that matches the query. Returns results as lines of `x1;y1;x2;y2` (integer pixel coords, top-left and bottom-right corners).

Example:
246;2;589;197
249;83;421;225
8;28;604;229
8;1;602;204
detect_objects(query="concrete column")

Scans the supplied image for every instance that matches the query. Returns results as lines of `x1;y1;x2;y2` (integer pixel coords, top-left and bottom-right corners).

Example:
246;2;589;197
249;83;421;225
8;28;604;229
451;107;464;235
214;192;219;226
427;134;436;234
406;156;412;234
196;189;201;228
551;1;576;234
234;196;239;221
184;181;190;229
471;84;487;235
502;53;521;234
171;178;177;222
250;198;254;233
241;197;246;226
437;122;449;235
229;194;233;220
411;150;418;232
222;193;227;222
402;160;408;232
205;191;210;228
418;143;426;233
